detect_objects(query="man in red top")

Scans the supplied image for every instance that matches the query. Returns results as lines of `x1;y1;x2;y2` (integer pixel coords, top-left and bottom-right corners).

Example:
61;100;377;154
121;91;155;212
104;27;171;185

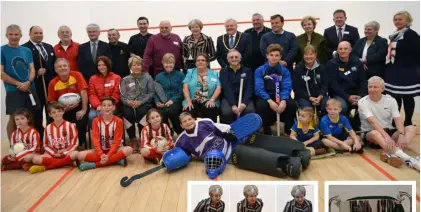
53;25;80;72
143;20;184;78
48;58;88;148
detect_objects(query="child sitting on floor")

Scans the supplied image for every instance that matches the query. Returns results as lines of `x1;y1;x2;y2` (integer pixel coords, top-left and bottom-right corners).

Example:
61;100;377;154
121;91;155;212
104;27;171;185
319;99;362;152
140;108;174;164
30;102;80;173
78;97;133;170
1;108;41;171
290;107;326;155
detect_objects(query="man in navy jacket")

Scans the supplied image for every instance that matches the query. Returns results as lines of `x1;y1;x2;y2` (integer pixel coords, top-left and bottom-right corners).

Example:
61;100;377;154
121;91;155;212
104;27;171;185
326;41;367;115
78;23;112;82
219;49;255;124
255;44;297;135
260;14;298;72
324;9;360;60
216;18;252;69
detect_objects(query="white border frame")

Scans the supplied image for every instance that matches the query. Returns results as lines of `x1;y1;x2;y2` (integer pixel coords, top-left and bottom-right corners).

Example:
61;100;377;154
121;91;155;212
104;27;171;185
325;181;416;212
187;181;318;212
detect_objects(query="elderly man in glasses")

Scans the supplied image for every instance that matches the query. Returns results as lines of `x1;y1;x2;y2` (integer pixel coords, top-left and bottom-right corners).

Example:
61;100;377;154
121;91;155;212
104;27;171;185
219;49;255;124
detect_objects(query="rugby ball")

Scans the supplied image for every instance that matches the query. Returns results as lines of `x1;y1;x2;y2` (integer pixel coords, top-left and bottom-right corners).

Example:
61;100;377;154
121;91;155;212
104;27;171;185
151;136;169;148
10;142;25;156
58;93;81;105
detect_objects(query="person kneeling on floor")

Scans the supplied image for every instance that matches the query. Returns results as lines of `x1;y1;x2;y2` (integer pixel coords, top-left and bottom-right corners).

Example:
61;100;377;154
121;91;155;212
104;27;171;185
78;97;133;171
30;102;80;173
140;108;174;164
319;98;362;152
290;107;327;156
358;76;419;171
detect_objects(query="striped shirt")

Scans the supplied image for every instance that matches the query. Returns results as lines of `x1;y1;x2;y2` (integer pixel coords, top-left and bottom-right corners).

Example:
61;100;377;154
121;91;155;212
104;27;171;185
283;199;313;212
183;33;216;68
141;124;173;152
237;198;264;212
43;120;78;157
193;198;225;212
10;127;41;161
92;116;123;156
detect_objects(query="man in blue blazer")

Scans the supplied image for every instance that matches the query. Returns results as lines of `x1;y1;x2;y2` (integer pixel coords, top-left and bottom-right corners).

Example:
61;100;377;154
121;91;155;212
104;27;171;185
78;23;112;82
216;18;252;69
22;26;57;134
324;9;360;60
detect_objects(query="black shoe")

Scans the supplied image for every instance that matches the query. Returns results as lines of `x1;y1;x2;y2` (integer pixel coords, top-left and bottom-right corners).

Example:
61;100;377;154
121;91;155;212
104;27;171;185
263;127;272;135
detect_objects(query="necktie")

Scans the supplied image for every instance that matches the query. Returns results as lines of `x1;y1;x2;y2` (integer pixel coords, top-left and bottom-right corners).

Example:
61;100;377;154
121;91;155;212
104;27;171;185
338;27;343;42
229;35;234;48
37;43;48;61
91;42;97;62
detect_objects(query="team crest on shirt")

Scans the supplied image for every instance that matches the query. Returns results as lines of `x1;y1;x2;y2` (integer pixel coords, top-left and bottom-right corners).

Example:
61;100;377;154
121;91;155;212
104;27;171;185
351;67;357;71
62;129;68;137
338;124;344;128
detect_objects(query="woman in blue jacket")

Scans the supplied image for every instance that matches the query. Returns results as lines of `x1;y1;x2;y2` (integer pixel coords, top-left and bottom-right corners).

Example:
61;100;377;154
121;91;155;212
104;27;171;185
182;53;222;122
155;53;186;134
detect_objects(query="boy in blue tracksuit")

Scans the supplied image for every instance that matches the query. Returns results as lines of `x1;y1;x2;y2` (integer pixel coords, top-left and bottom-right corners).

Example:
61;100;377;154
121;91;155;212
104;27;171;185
255;44;297;135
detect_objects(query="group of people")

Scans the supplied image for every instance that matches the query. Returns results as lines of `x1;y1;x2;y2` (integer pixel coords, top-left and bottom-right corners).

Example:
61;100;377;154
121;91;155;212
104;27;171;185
1;9;420;175
194;185;312;212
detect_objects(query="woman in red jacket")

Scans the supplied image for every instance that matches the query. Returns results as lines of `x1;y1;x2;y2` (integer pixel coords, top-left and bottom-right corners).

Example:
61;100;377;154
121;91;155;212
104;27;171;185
88;56;121;127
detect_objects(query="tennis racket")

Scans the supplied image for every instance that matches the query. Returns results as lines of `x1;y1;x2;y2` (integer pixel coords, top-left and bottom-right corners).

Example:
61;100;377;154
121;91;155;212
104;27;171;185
12;57;36;106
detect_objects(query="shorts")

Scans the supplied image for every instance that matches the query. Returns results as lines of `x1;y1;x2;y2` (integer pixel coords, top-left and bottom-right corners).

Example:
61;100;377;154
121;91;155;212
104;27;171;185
324;132;349;141
361;128;397;143
6;88;41;115
306;140;325;149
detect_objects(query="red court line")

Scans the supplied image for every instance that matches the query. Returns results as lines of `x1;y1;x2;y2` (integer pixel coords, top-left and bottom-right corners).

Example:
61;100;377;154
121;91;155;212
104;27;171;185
100;18;320;32
359;154;420;202
27;167;74;212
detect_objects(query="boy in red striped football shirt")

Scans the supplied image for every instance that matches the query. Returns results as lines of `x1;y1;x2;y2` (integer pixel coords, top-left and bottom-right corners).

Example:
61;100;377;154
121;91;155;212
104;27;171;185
1;108;41;171
29;102;80;173
77;97;133;171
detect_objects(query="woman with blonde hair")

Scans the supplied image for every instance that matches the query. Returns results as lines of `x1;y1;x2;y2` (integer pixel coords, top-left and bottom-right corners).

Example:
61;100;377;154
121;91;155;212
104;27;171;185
295;16;328;64
384;11;419;126
120;56;155;152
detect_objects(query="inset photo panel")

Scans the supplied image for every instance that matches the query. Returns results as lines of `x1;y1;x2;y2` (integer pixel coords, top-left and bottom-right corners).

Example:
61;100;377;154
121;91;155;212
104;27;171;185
188;181;230;212
230;182;276;212
277;182;318;212
325;181;416;212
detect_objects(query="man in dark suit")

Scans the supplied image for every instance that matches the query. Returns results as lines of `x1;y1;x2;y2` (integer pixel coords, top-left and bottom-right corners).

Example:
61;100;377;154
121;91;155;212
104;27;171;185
324;9;360;60
108;29;130;78
78;23;112;82
216;18;252;68
245;13;271;72
22;26;57;133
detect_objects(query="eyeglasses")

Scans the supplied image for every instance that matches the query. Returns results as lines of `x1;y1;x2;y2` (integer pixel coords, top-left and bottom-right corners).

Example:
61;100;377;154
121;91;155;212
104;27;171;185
229;56;240;59
196;59;207;62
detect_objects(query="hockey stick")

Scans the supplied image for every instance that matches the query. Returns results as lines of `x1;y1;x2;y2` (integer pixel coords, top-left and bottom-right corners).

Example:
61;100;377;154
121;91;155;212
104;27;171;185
120;163;166;187
237;73;245;119
272;74;281;137
38;53;48;104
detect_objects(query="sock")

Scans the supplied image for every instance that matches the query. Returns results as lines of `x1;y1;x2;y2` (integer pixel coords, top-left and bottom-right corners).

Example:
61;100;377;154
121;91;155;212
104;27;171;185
84;153;101;162
96;151;127;167
403;97;415;126
44;155;73;169
393;149;411;161
143;149;162;160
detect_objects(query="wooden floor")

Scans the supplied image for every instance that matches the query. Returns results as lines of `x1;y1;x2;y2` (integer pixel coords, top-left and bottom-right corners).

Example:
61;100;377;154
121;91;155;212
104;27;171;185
1;116;420;212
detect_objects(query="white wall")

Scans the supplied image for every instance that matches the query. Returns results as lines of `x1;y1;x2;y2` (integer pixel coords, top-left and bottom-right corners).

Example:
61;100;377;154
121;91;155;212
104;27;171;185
277;185;315;212
1;1;420;140
230;184;276;212
328;185;413;212
190;184;231;211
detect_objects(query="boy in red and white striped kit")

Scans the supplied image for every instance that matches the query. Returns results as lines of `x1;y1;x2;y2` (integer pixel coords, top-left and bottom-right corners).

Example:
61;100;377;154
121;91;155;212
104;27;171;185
29;102;79;174
140;108;174;164
78;97;133;171
1;108;41;171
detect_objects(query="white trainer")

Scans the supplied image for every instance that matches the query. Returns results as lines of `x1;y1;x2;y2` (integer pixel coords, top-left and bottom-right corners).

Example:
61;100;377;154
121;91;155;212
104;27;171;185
406;157;420;171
